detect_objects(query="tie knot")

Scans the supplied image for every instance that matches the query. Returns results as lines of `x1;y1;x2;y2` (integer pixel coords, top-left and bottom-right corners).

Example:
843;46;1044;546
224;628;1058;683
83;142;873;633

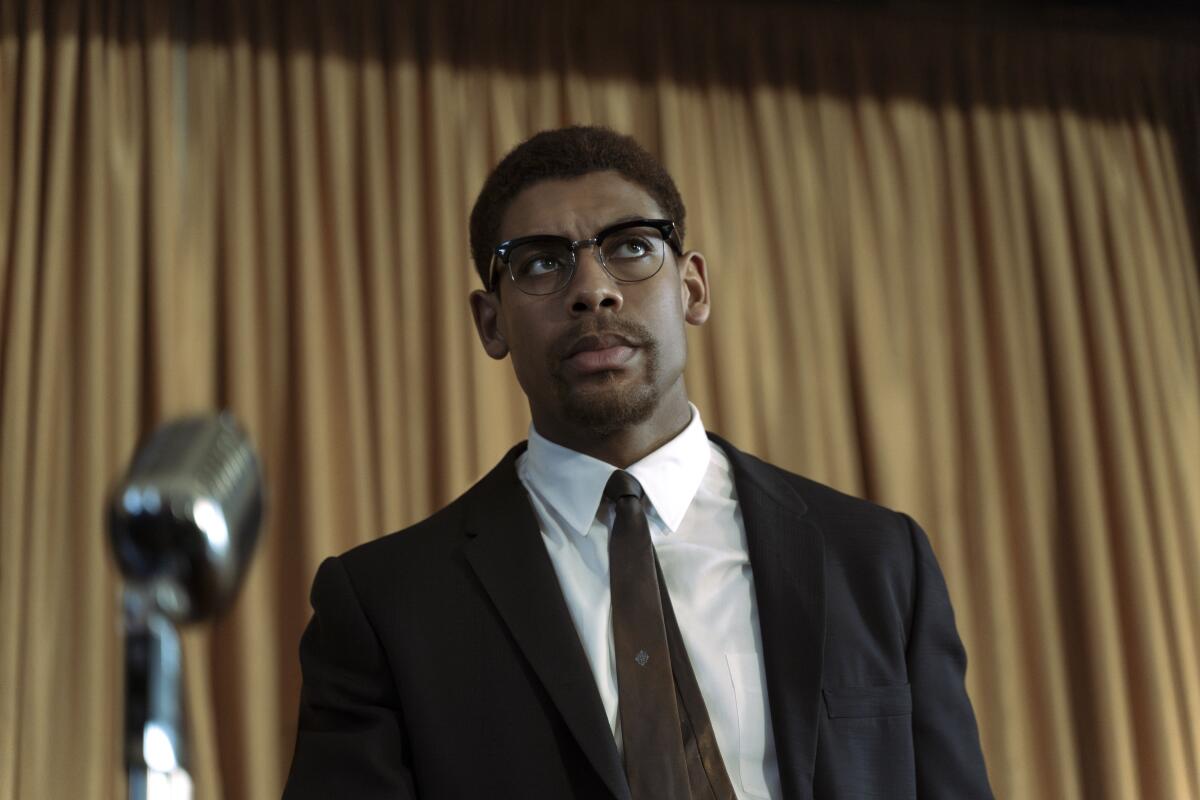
604;469;644;502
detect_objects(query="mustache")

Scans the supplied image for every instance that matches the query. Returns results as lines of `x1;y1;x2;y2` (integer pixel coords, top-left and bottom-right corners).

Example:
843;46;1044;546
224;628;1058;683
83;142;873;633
553;318;657;360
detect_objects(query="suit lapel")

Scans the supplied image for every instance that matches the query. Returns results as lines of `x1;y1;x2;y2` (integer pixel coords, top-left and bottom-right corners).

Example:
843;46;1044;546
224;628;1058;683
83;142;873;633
710;434;826;800
462;446;630;800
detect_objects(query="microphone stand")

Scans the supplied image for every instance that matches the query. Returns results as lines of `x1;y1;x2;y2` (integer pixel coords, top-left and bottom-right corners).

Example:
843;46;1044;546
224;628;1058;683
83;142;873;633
122;583;192;800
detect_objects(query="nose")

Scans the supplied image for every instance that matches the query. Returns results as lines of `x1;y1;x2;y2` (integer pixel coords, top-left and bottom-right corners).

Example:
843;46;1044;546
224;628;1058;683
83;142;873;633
566;246;623;315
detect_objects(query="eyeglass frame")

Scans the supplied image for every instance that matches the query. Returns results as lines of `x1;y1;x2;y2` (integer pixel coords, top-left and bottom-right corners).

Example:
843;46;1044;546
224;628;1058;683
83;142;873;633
487;218;683;294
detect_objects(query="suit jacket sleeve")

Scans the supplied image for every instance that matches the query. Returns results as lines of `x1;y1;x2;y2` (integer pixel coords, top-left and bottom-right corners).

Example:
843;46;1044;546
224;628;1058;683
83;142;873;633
903;513;994;798
283;556;416;799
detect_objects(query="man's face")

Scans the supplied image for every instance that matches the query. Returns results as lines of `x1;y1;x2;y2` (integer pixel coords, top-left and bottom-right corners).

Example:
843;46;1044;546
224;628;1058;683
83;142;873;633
469;171;710;442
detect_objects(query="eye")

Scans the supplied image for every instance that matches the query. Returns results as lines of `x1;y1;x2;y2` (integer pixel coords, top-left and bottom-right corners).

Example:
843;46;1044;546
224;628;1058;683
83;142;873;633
604;229;659;261
614;238;649;257
514;252;567;278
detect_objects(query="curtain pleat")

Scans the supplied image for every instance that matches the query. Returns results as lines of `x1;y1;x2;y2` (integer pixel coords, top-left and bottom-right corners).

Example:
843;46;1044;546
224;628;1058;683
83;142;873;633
2;1;1198;798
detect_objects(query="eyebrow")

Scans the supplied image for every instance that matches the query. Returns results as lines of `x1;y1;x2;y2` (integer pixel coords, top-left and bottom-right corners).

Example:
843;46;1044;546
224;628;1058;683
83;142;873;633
507;214;655;242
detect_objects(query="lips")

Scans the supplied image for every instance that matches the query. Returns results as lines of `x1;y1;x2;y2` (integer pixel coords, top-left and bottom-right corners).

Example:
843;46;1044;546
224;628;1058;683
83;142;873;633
566;334;636;357
562;333;640;375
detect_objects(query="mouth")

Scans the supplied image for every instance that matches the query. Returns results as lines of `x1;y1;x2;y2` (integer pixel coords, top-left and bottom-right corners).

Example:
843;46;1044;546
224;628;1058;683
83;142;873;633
566;333;637;357
562;333;640;376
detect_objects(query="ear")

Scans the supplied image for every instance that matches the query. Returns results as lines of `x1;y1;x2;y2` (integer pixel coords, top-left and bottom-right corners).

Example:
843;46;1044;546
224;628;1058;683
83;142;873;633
469;289;510;359
678;251;711;326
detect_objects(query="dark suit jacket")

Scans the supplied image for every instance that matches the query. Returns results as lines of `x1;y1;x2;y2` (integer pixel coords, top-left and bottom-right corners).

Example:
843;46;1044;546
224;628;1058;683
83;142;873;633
284;434;993;799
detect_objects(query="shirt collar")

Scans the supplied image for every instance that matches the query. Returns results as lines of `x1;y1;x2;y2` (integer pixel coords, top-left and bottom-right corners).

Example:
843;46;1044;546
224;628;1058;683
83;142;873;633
524;404;712;537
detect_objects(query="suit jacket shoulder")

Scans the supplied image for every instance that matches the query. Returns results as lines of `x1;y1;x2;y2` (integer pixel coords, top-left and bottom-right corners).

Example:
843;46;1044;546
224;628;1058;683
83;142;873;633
332;443;529;612
709;431;918;589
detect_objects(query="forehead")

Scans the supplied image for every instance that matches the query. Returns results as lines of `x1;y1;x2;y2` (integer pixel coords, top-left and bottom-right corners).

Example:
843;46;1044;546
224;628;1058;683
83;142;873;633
498;171;666;242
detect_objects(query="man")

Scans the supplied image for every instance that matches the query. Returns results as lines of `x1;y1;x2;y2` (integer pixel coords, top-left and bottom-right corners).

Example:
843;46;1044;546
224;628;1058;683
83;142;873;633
284;126;993;799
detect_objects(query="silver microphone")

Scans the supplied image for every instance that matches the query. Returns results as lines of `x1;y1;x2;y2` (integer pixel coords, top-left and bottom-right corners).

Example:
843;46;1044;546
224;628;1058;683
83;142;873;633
109;412;265;799
109;412;265;623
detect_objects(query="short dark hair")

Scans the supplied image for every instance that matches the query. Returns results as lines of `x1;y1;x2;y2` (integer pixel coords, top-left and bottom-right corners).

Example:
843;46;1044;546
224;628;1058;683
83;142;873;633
468;126;687;288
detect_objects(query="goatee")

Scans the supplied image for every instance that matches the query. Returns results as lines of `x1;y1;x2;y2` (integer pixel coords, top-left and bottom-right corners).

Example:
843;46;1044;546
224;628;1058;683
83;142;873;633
551;320;661;437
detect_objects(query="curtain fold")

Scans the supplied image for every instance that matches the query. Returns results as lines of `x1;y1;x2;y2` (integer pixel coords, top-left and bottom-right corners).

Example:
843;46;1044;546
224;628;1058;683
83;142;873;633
2;1;1198;797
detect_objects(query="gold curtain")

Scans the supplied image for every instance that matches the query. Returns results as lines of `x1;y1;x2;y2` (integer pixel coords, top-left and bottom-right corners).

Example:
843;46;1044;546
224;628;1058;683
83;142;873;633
2;1;1198;797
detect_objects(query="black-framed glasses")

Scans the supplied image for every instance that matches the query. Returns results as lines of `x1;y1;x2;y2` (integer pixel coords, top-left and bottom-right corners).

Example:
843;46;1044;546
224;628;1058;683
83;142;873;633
489;218;682;296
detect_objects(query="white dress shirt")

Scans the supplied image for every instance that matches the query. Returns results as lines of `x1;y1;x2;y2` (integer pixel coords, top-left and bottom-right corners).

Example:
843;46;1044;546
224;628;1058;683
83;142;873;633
515;406;783;800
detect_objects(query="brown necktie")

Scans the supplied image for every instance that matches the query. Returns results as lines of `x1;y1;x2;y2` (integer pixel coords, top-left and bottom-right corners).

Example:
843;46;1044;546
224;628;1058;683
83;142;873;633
605;470;737;800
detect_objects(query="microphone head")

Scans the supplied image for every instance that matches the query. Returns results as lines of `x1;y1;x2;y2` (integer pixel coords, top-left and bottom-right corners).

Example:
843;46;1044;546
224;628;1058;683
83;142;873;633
109;413;265;623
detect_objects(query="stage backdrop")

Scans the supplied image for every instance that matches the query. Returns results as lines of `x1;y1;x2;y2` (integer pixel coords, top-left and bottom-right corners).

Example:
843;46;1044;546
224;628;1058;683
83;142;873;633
2;1;1198;797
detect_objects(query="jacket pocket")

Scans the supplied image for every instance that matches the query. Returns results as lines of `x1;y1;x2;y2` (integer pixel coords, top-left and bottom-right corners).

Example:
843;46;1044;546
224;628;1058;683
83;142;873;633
822;684;912;718
815;684;916;799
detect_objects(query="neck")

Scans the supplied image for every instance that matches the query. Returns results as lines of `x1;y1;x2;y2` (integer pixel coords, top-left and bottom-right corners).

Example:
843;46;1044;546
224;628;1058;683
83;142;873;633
533;387;693;469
